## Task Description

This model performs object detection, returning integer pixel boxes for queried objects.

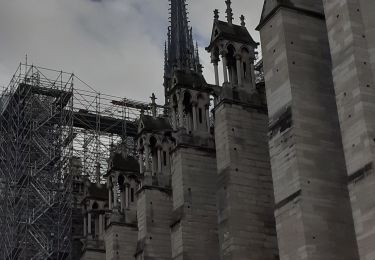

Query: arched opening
[118,175,125,191]
[172,94,179,129]
[149,136,158,176]
[226,44,237,85]
[183,91,193,132]
[241,47,250,81]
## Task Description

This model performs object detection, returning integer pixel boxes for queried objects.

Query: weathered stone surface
[214,100,279,260]
[80,250,106,260]
[258,1,359,259]
[170,144,220,260]
[323,1,375,259]
[136,187,173,260]
[105,223,138,260]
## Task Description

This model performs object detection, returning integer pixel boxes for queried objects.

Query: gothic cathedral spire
[165,0,200,76]
[163,0,203,108]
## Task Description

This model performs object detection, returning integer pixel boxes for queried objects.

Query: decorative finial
[214,9,219,21]
[150,93,157,118]
[240,15,245,27]
[195,41,200,62]
[225,0,233,24]
[95,162,101,185]
[164,41,168,70]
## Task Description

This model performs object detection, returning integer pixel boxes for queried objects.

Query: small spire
[164,41,168,71]
[240,15,246,27]
[150,93,157,118]
[214,9,219,21]
[195,41,200,63]
[225,0,233,24]
[195,41,202,73]
[95,162,101,185]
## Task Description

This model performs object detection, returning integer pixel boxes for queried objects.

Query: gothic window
[199,108,203,123]
[131,188,135,202]
[92,202,98,210]
[163,151,167,166]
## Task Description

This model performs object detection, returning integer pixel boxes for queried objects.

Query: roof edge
[256,4,325,31]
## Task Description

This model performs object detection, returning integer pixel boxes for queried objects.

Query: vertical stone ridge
[323,0,375,258]
[258,0,360,258]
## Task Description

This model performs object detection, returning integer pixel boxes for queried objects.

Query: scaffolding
[0,64,74,259]
[0,63,155,259]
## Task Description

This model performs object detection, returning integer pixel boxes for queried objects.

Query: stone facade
[68,0,375,259]
[214,100,278,260]
[257,1,359,259]
[136,187,172,260]
[105,223,138,260]
[323,1,375,259]
[170,144,220,260]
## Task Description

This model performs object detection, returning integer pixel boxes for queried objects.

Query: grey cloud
[0,0,263,102]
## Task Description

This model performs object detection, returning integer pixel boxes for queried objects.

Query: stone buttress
[257,0,359,259]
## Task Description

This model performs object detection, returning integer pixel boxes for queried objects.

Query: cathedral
[1,0,375,259]
[76,0,375,259]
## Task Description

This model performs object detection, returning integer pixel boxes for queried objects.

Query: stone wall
[136,187,172,259]
[170,145,220,260]
[80,249,105,260]
[105,223,138,260]
[323,0,375,259]
[214,100,278,260]
[259,2,359,259]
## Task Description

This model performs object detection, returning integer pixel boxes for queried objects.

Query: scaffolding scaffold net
[0,63,153,259]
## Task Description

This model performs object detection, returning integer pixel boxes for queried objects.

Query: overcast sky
[0,0,263,102]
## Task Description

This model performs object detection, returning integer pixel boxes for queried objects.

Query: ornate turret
[163,0,204,110]
[206,0,259,101]
[163,0,213,136]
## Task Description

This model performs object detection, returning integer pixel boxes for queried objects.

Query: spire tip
[225,0,233,24]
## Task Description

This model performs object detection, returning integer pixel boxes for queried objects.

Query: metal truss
[0,64,74,259]
[0,63,156,259]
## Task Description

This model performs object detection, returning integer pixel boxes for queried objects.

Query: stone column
[139,152,144,174]
[206,107,210,133]
[113,186,118,211]
[171,108,177,130]
[120,187,125,213]
[192,104,197,130]
[95,215,99,238]
[144,145,151,174]
[213,62,220,86]
[83,214,87,237]
[108,188,112,210]
[125,184,130,208]
[221,51,228,83]
[88,212,92,238]
[236,54,242,87]
[99,214,103,238]
[250,62,256,89]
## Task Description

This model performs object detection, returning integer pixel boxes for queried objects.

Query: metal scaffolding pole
[0,63,158,259]
[0,64,74,260]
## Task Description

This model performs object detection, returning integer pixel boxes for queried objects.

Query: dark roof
[257,0,324,30]
[139,115,172,133]
[111,154,139,173]
[86,183,107,200]
[214,20,258,46]
[173,69,207,90]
